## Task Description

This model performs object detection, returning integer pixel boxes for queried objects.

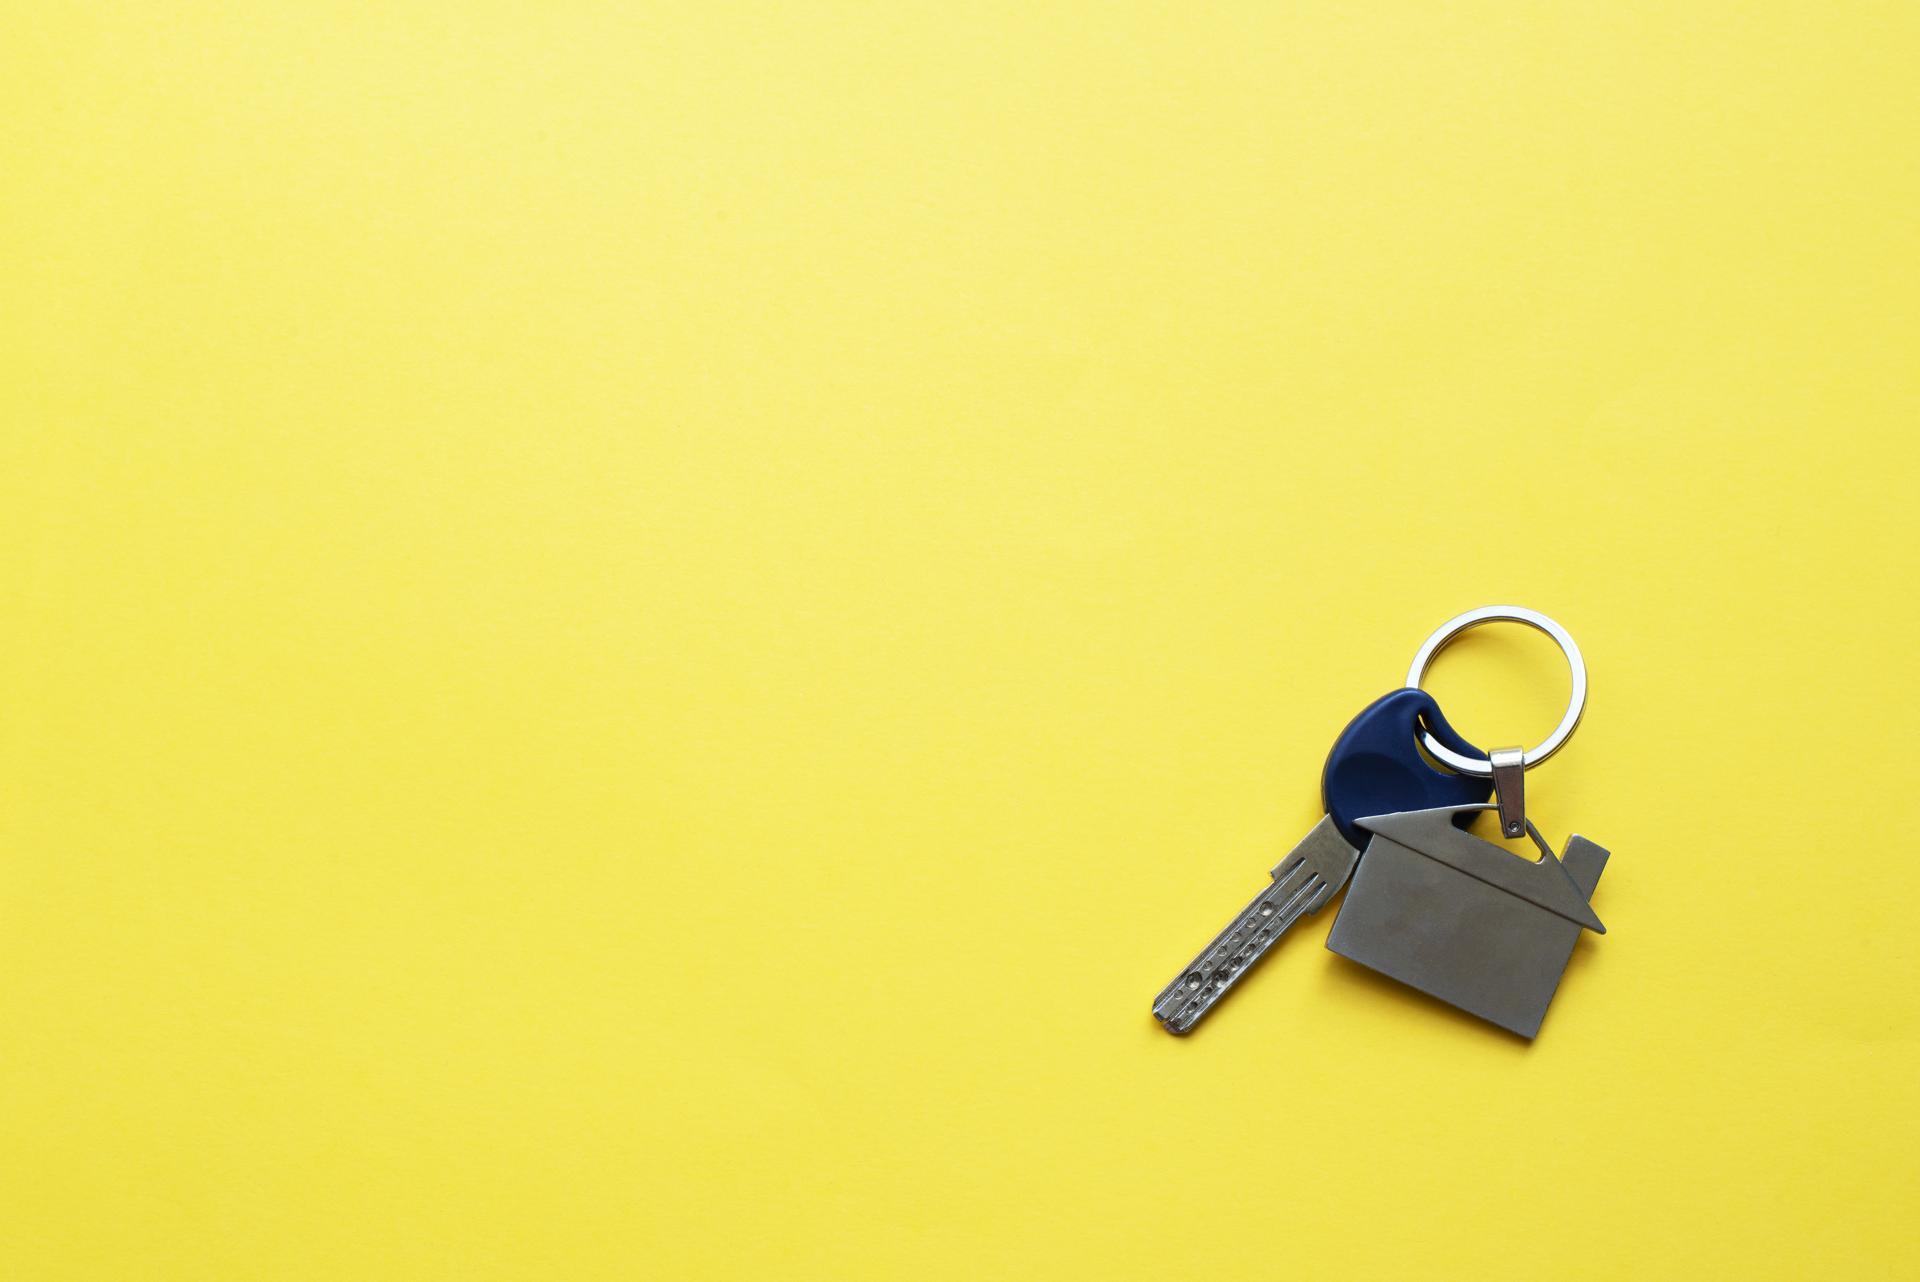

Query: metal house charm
[1326,804,1608,1039]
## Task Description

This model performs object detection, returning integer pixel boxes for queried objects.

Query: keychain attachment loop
[1404,606,1586,778]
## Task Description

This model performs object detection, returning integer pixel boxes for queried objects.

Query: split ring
[1404,606,1586,777]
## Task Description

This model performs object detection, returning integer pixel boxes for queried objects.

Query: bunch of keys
[1151,606,1609,1040]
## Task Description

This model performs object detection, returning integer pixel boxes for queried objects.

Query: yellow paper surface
[3,4,1917,1278]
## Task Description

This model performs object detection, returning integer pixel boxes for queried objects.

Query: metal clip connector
[1490,745,1526,839]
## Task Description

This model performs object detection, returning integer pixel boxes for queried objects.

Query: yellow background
[3,3,1917,1279]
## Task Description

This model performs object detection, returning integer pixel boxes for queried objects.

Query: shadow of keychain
[1152,605,1610,1040]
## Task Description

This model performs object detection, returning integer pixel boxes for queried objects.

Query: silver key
[1151,817,1359,1034]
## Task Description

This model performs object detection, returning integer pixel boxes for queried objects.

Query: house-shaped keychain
[1325,804,1608,1039]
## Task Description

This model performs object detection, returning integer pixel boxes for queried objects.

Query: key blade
[1151,871,1323,1033]
[1152,817,1359,1034]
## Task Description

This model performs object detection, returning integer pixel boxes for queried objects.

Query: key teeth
[1151,866,1335,1034]
[1153,822,1363,1035]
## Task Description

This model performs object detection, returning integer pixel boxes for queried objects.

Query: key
[1151,687,1489,1035]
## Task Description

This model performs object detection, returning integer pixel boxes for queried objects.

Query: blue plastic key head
[1320,689,1490,847]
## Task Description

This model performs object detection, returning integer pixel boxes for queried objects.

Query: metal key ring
[1404,606,1586,777]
